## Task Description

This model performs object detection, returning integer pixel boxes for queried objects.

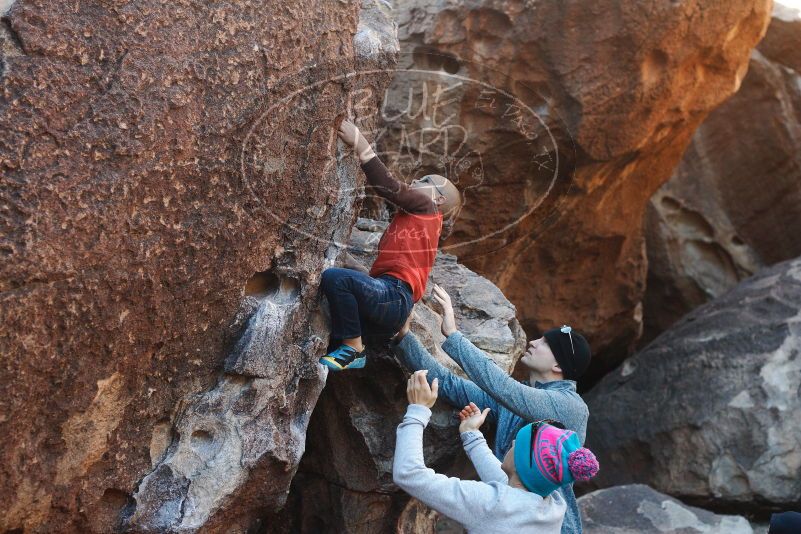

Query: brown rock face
[378,0,772,377]
[0,1,396,531]
[643,2,801,343]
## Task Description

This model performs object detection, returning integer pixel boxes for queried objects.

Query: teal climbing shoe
[320,344,366,371]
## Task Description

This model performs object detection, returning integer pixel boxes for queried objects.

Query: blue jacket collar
[527,379,577,391]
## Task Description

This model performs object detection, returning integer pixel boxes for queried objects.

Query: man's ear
[434,194,446,206]
[552,363,563,374]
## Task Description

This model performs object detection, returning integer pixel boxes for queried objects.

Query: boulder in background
[586,257,801,512]
[643,1,801,343]
[579,484,754,534]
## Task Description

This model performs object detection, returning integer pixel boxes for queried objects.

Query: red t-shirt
[369,212,443,301]
[361,157,443,302]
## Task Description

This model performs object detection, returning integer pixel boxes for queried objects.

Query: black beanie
[543,326,591,381]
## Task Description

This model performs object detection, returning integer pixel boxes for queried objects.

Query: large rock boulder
[0,1,396,531]
[585,257,801,512]
[374,0,772,375]
[643,1,801,343]
[275,218,527,533]
[579,485,754,534]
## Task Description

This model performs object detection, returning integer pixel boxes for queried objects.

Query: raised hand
[407,369,439,408]
[337,119,360,148]
[458,402,491,433]
[337,119,375,163]
[431,284,457,337]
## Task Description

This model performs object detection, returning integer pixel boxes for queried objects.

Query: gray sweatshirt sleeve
[393,333,499,425]
[393,404,507,528]
[460,430,508,484]
[441,331,579,432]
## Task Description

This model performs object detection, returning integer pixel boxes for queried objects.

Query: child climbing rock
[393,370,599,533]
[320,119,462,371]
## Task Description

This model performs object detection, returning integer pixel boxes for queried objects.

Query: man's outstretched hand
[430,284,458,337]
[337,119,375,163]
[407,370,438,408]
[458,402,491,433]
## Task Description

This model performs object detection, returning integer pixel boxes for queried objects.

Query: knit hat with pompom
[513,421,599,497]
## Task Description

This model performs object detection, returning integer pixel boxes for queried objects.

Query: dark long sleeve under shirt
[361,156,437,215]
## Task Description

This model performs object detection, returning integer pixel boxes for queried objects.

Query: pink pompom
[568,448,599,481]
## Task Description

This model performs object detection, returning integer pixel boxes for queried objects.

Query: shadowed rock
[579,485,754,534]
[586,257,801,512]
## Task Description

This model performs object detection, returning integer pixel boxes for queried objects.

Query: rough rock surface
[375,0,772,375]
[397,498,465,534]
[643,2,801,343]
[0,1,396,532]
[579,485,754,534]
[272,217,527,533]
[585,257,801,512]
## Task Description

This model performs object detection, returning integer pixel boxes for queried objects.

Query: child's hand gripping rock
[337,119,375,163]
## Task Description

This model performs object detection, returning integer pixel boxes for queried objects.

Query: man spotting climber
[393,369,599,533]
[392,285,592,534]
[319,120,462,371]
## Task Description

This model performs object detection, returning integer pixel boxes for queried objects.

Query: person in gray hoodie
[393,370,599,533]
[392,284,592,534]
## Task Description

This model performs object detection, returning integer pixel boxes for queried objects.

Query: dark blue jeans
[320,268,414,345]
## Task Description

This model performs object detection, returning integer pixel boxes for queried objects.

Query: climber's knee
[321,267,339,290]
[321,267,353,291]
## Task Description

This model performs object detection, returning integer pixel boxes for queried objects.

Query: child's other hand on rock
[458,402,490,433]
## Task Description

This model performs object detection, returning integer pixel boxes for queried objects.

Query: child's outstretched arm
[337,120,435,215]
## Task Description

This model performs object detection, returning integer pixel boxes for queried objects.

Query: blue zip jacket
[394,330,589,534]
